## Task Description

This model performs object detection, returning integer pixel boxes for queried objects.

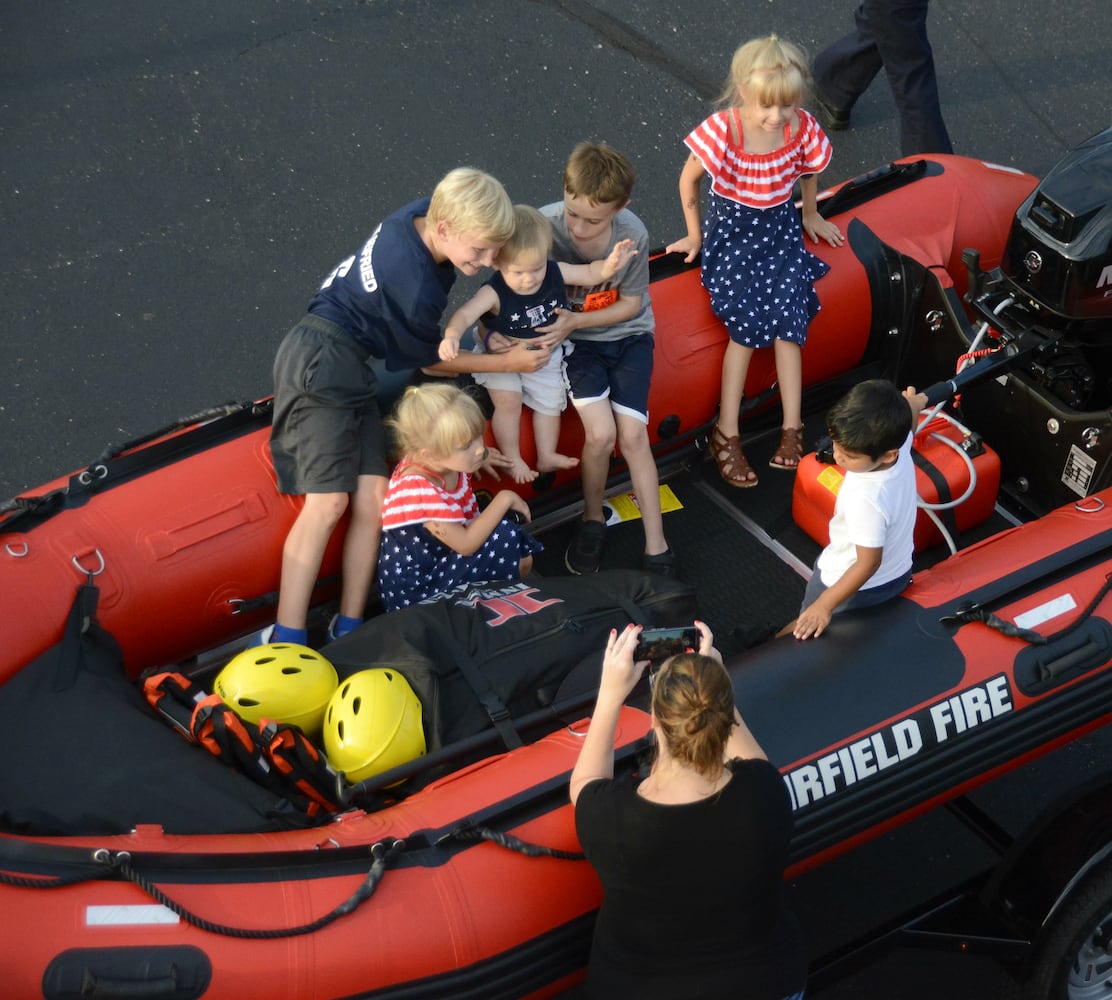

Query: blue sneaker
[251,623,308,647]
[326,614,363,642]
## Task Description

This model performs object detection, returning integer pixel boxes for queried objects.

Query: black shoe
[566,519,606,575]
[811,86,850,131]
[642,548,677,578]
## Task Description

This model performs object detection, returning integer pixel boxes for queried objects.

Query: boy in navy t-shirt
[263,168,552,647]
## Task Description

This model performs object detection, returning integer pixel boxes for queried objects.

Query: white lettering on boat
[783,674,1014,811]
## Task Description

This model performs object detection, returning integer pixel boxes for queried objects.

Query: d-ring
[77,464,109,486]
[72,549,106,577]
[1075,497,1106,513]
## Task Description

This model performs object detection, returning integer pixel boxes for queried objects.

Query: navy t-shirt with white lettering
[307,197,452,370]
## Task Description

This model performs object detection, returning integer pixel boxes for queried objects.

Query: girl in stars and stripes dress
[377,384,543,613]
[668,35,846,489]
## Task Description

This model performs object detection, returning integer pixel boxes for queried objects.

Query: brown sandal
[711,424,758,488]
[769,426,804,471]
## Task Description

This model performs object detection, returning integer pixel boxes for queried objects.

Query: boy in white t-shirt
[791,379,927,640]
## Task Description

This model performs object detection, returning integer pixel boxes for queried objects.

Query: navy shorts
[564,334,654,423]
[270,315,388,495]
[800,561,912,615]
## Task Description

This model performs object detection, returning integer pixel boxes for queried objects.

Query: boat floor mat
[532,470,807,657]
[530,403,1017,659]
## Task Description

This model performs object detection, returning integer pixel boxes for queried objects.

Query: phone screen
[634,626,699,663]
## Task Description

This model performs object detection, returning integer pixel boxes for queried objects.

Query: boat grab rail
[0,840,407,939]
[0,400,272,537]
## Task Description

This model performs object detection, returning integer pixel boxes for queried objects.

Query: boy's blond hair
[562,142,636,208]
[500,205,554,263]
[427,168,515,243]
[718,34,810,110]
[388,384,486,460]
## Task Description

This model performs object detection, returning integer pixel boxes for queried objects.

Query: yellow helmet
[214,643,338,737]
[322,669,426,784]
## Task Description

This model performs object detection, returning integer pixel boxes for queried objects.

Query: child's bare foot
[536,453,580,473]
[508,457,538,484]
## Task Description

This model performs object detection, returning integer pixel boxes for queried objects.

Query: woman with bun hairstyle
[570,621,807,999]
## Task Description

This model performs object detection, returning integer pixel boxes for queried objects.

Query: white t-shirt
[817,433,916,590]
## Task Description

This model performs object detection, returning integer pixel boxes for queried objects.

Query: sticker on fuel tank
[783,674,1014,810]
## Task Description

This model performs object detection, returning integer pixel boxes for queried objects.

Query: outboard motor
[954,127,1112,514]
[1000,127,1112,335]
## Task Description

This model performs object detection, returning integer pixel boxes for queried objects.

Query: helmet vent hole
[239,698,260,708]
[256,656,277,665]
[384,671,394,682]
[336,721,345,740]
[351,696,362,714]
[281,666,301,675]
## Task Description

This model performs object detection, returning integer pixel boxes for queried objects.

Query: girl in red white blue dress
[377,384,542,612]
[668,35,845,489]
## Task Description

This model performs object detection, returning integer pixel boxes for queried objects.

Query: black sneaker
[811,87,850,131]
[566,519,606,575]
[642,548,677,578]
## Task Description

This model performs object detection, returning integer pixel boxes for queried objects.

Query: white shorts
[473,343,570,416]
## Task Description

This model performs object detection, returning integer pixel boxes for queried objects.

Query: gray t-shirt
[540,202,655,343]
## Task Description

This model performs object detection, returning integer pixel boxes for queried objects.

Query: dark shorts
[800,560,912,615]
[564,334,654,422]
[270,314,388,495]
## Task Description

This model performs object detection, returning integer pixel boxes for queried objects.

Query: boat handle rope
[943,572,1112,646]
[451,824,585,861]
[2,841,405,939]
[104,841,404,938]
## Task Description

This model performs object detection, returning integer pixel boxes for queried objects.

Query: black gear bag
[323,569,697,762]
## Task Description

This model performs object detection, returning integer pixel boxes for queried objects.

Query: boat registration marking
[86,904,180,926]
[1015,593,1078,630]
[1062,445,1097,498]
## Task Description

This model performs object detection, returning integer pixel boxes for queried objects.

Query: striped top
[684,108,832,209]
[380,462,478,531]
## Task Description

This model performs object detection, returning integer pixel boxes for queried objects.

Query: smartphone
[634,626,699,663]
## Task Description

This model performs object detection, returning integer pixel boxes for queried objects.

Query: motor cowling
[1000,126,1112,332]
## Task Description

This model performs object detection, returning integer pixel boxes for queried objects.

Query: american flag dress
[684,108,833,348]
[377,461,542,612]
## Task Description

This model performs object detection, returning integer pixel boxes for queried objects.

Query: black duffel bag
[323,569,697,754]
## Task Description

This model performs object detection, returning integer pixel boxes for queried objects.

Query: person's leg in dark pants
[812,0,952,156]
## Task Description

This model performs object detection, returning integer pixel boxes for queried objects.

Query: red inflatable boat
[5,137,1112,999]
[0,153,1035,678]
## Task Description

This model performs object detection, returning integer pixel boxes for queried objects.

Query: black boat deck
[529,410,1018,659]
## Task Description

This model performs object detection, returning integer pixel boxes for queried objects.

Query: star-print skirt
[701,193,830,349]
[378,518,543,613]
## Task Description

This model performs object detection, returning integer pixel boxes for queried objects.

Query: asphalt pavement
[3,2,1111,995]
[3,0,1109,500]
